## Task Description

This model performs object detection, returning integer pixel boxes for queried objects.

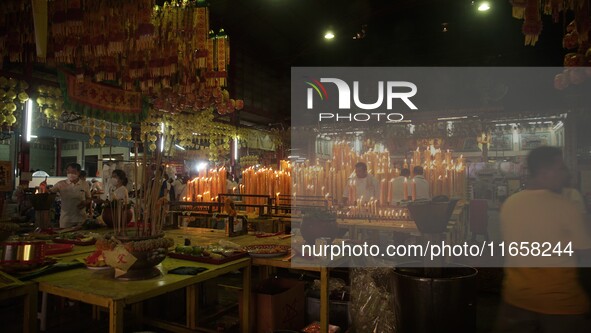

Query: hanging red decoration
[522,0,543,46]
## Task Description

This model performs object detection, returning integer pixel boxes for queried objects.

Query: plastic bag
[349,268,396,332]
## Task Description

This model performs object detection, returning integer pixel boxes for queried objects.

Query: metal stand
[35,210,51,229]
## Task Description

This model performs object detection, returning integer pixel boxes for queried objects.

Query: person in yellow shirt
[497,146,591,332]
[562,171,587,215]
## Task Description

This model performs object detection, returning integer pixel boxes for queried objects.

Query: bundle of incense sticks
[131,134,175,237]
[111,198,128,236]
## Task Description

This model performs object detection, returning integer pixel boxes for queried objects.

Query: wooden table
[33,256,251,333]
[167,228,334,333]
[0,272,37,333]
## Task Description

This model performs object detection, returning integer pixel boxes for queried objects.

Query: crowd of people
[343,161,431,204]
[10,163,197,228]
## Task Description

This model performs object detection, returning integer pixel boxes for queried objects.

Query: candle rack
[218,193,273,216]
[173,193,275,217]
[335,206,411,221]
[271,195,333,217]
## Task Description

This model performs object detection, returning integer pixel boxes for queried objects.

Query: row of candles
[292,142,467,203]
[185,167,227,202]
[180,141,466,217]
[336,206,411,220]
[241,165,292,211]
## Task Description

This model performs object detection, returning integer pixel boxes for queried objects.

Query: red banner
[65,72,142,115]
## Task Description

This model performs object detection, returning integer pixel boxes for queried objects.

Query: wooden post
[320,267,330,333]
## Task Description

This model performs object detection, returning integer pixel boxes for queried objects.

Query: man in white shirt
[342,162,379,204]
[412,166,430,200]
[49,163,91,228]
[392,168,411,203]
[171,174,186,201]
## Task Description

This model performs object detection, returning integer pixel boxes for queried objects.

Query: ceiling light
[477,2,491,11]
[324,31,335,40]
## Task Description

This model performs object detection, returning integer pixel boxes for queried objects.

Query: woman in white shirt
[101,169,131,227]
[109,169,129,204]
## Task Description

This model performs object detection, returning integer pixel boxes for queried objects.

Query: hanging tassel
[522,0,542,46]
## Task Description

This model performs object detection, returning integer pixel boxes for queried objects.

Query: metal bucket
[392,262,478,333]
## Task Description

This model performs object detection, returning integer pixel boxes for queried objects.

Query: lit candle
[387,178,394,204]
[403,177,408,200]
[380,179,387,205]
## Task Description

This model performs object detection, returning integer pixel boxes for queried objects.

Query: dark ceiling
[210,0,565,67]
[207,0,569,124]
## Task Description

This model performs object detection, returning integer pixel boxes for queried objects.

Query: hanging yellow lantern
[0,114,6,124]
[44,108,54,118]
[18,92,29,102]
[6,90,16,100]
[99,139,106,146]
[36,97,45,106]
[6,102,17,113]
[54,109,64,120]
[6,114,17,125]
[149,143,157,151]
[89,136,96,145]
